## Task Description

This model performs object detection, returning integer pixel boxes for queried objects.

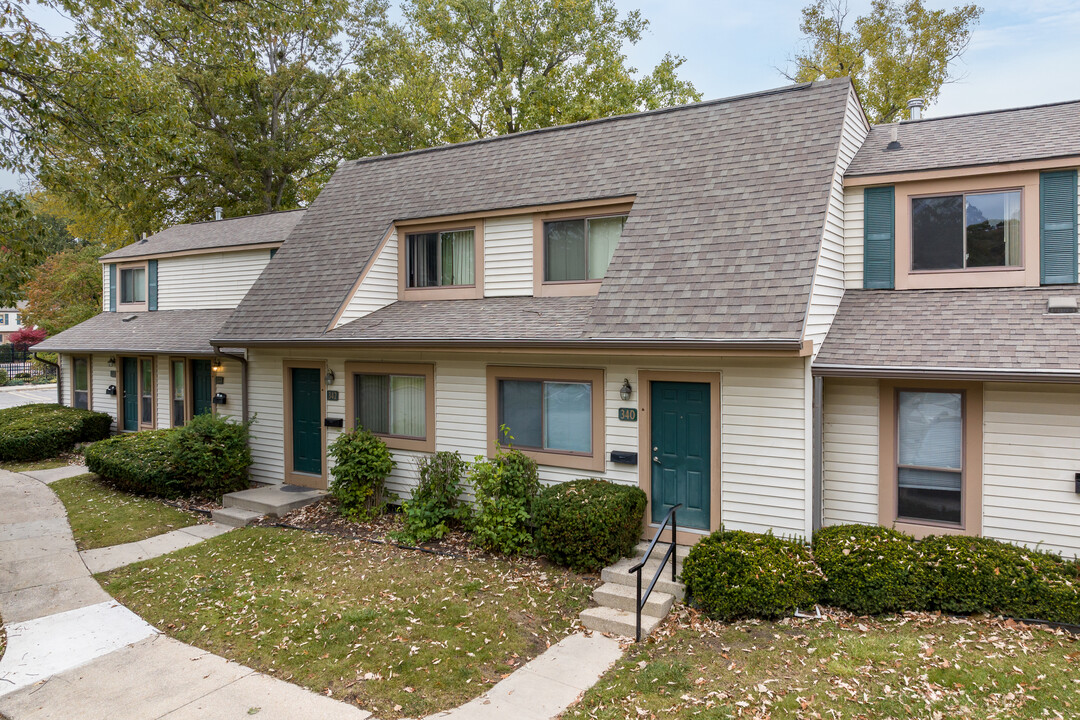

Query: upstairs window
[120,266,147,304]
[406,229,475,287]
[0,314,7,325]
[544,214,627,282]
[912,190,1022,271]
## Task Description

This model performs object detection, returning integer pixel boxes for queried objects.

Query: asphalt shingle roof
[217,78,854,345]
[101,210,305,261]
[35,310,235,355]
[846,100,1080,177]
[814,288,1080,376]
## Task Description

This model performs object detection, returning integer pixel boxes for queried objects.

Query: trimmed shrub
[396,451,471,544]
[328,427,396,520]
[0,403,112,461]
[0,368,8,385]
[683,529,825,621]
[813,524,929,615]
[469,447,540,555]
[84,415,252,499]
[534,479,647,572]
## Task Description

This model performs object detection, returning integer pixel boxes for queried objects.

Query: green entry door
[651,381,711,530]
[191,359,213,417]
[291,367,322,476]
[121,357,138,431]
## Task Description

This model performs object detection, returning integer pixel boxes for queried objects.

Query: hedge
[683,529,825,621]
[534,479,647,572]
[813,524,929,615]
[85,414,252,499]
[0,403,112,461]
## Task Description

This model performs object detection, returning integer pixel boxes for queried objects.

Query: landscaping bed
[568,606,1080,720]
[100,527,597,719]
[51,473,206,550]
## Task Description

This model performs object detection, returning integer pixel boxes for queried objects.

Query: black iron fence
[0,344,57,385]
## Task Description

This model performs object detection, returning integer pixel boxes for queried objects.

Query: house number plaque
[618,407,637,422]
[326,390,339,401]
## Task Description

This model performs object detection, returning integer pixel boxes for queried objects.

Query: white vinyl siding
[843,187,865,288]
[821,378,879,526]
[247,351,288,485]
[101,265,110,311]
[334,231,399,328]
[983,383,1080,558]
[483,216,533,297]
[156,249,272,310]
[91,354,116,431]
[213,358,244,423]
[58,353,72,407]
[804,88,870,353]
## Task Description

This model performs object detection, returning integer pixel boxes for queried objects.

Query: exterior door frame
[637,370,722,545]
[118,355,155,431]
[283,359,327,489]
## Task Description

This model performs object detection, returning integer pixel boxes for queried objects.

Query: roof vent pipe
[886,124,901,151]
[214,206,223,221]
[907,98,924,121]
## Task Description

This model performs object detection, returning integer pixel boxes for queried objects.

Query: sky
[3,0,1080,192]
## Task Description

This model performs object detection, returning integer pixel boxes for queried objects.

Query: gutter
[813,363,1080,384]
[214,349,249,423]
[33,353,61,404]
[208,337,811,353]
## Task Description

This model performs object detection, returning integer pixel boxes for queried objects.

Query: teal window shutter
[863,186,895,289]
[108,264,117,312]
[1040,170,1078,285]
[147,260,159,311]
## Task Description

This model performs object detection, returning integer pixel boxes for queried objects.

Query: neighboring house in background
[37,78,1080,558]
[0,302,27,344]
[36,210,304,429]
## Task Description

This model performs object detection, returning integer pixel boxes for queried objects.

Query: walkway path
[0,468,625,719]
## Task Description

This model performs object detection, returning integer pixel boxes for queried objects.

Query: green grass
[569,607,1080,720]
[0,457,69,473]
[100,527,595,719]
[52,473,202,550]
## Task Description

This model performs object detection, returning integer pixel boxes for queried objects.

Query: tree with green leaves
[19,245,102,335]
[0,191,78,305]
[403,0,701,138]
[788,0,982,124]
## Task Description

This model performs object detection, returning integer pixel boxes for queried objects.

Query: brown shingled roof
[101,209,305,261]
[35,310,235,355]
[846,100,1080,177]
[814,288,1080,378]
[216,78,854,345]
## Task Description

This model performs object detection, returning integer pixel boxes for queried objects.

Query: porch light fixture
[211,358,225,373]
[619,378,633,402]
[107,356,115,366]
[325,368,336,386]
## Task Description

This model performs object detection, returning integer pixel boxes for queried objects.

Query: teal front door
[191,359,213,417]
[291,367,322,476]
[651,381,711,530]
[121,357,138,431]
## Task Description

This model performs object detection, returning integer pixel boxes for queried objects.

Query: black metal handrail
[628,503,681,642]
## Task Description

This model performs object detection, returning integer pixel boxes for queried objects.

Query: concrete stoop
[580,542,687,639]
[211,506,265,528]
[217,483,328,527]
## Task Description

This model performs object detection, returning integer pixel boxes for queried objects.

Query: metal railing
[628,503,681,642]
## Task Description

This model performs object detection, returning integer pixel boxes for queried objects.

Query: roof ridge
[175,207,306,230]
[348,78,849,168]
[873,97,1080,129]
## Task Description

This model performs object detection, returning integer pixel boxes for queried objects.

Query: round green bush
[469,447,539,555]
[534,479,647,572]
[85,430,176,496]
[0,403,112,461]
[328,427,396,520]
[683,529,825,621]
[813,524,929,615]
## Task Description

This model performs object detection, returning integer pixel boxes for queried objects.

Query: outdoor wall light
[211,357,225,373]
[325,368,336,386]
[619,378,633,402]
[107,357,115,366]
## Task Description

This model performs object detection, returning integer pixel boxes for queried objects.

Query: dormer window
[406,229,475,288]
[912,190,1022,271]
[544,214,627,282]
[118,262,149,310]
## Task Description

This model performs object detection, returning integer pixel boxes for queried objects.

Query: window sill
[891,518,974,539]
[117,302,148,313]
[373,434,435,453]
[495,444,605,472]
[535,280,602,297]
[400,286,482,301]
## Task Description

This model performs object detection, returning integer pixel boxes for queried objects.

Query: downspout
[34,352,61,405]
[812,375,824,533]
[216,350,248,422]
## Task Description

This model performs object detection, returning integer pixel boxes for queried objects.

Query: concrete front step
[580,606,663,638]
[592,582,674,617]
[211,507,264,528]
[222,484,327,516]
[633,540,691,561]
[600,557,685,601]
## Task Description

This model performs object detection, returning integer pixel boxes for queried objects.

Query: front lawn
[100,527,596,718]
[52,473,203,550]
[0,457,70,473]
[568,606,1080,720]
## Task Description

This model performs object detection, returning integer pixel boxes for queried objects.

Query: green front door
[291,367,322,476]
[191,359,213,417]
[651,381,711,530]
[121,357,138,431]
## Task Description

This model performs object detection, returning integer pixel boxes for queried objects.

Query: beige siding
[334,231,399,328]
[805,88,870,352]
[213,358,244,423]
[843,188,864,289]
[90,354,117,431]
[983,383,1080,558]
[821,378,879,526]
[247,351,287,485]
[156,249,272,310]
[483,216,533,297]
[153,355,170,429]
[101,265,110,311]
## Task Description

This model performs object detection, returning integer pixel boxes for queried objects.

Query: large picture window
[896,390,963,525]
[911,190,1022,271]
[544,214,627,282]
[406,229,475,287]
